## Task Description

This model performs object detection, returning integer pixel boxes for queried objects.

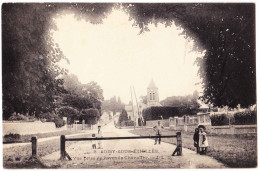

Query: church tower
[147,79,161,107]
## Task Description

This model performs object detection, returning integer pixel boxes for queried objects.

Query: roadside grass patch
[3,133,90,168]
[129,128,257,168]
[3,129,88,143]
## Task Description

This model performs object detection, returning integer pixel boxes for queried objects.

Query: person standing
[91,134,97,149]
[193,128,199,153]
[198,127,208,154]
[97,126,103,149]
[153,121,164,145]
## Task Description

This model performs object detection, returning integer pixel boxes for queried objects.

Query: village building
[125,79,161,123]
[146,79,162,107]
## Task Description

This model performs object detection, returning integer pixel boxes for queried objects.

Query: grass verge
[129,128,257,168]
[3,129,90,143]
[3,133,90,168]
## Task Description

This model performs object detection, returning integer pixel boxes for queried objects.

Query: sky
[52,9,204,103]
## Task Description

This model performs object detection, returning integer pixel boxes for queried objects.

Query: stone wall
[210,125,257,135]
[3,121,67,135]
[170,124,257,135]
[146,119,169,128]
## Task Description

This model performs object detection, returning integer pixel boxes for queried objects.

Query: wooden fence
[29,132,182,160]
[60,132,182,160]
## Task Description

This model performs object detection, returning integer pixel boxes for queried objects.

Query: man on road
[153,121,164,145]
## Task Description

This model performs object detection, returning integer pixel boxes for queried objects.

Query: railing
[29,132,182,161]
[60,132,182,160]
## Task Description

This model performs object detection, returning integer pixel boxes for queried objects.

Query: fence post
[31,136,37,157]
[176,132,182,155]
[172,132,182,156]
[60,135,66,160]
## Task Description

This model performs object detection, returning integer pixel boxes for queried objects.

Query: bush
[39,112,54,122]
[3,133,21,143]
[233,110,256,125]
[53,116,66,128]
[121,120,134,127]
[57,106,78,117]
[118,109,128,124]
[39,112,65,128]
[8,113,29,121]
[210,110,257,126]
[81,108,100,125]
[143,106,183,121]
[210,114,231,126]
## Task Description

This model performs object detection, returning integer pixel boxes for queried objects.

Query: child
[198,128,208,154]
[97,126,103,149]
[193,128,199,153]
[91,134,97,149]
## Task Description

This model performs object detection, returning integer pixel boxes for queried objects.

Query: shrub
[8,114,29,121]
[39,112,65,128]
[233,110,256,125]
[39,112,54,122]
[53,115,66,128]
[143,106,183,121]
[57,106,78,117]
[28,115,37,121]
[3,133,21,142]
[81,108,100,125]
[118,109,128,125]
[121,120,134,127]
[210,114,231,126]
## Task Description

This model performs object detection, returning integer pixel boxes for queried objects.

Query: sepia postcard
[2,2,257,169]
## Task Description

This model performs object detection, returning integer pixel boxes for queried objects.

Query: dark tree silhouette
[122,3,255,108]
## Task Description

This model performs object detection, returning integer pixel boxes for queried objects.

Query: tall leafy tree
[102,96,124,115]
[2,3,113,119]
[160,91,200,115]
[122,3,255,108]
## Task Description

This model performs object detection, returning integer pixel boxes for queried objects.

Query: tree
[2,3,113,119]
[118,109,129,125]
[193,90,199,100]
[56,106,78,124]
[81,108,100,125]
[2,4,66,119]
[160,93,200,115]
[61,74,104,112]
[101,96,125,115]
[122,3,255,108]
[84,81,104,111]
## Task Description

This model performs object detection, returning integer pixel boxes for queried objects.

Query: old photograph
[2,2,256,169]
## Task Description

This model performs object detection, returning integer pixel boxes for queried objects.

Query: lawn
[3,128,90,143]
[3,133,91,168]
[129,128,257,168]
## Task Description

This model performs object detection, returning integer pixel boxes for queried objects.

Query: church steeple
[148,79,157,89]
[147,79,161,107]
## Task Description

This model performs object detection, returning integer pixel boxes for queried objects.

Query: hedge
[143,106,184,121]
[210,110,256,126]
[210,114,231,126]
[3,133,21,143]
[233,110,256,125]
[120,120,134,127]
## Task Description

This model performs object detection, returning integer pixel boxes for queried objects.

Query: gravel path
[42,123,226,168]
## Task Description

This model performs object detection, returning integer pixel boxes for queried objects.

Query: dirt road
[42,122,226,168]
